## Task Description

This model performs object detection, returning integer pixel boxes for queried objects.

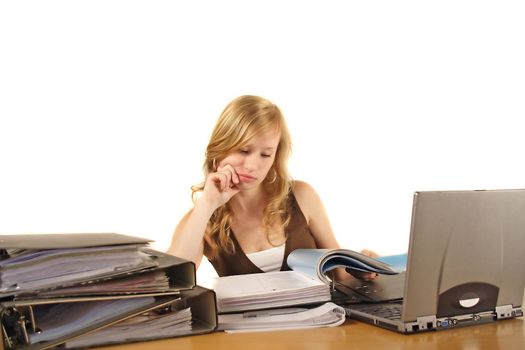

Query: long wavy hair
[192,95,293,256]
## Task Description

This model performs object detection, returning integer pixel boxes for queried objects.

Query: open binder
[0,286,217,350]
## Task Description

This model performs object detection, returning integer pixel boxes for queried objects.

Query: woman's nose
[242,154,259,170]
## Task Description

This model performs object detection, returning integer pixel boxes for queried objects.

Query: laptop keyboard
[348,302,403,320]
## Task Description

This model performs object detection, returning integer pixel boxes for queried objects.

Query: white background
[1,1,524,282]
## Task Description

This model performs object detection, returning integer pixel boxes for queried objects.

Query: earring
[266,168,277,183]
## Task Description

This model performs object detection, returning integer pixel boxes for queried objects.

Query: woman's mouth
[238,173,257,183]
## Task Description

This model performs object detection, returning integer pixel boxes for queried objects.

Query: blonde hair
[193,95,292,256]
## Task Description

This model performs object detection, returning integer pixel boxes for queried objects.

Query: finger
[227,185,241,196]
[215,168,232,187]
[214,164,235,189]
[363,273,379,281]
[345,268,378,281]
[217,164,239,184]
[360,249,379,258]
[210,172,230,192]
[357,273,372,282]
[360,249,371,257]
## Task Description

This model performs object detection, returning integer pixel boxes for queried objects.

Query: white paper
[218,302,346,332]
[64,307,192,348]
[0,244,158,294]
[213,271,331,313]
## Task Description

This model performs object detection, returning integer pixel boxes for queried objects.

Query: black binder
[0,233,217,349]
[0,286,217,350]
[0,233,196,299]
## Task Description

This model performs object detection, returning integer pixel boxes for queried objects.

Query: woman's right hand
[198,164,241,211]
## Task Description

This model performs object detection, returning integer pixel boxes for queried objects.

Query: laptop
[341,189,525,333]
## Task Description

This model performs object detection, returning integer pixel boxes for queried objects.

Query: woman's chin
[236,181,262,191]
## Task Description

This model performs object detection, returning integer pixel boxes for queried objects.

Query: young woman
[168,95,375,279]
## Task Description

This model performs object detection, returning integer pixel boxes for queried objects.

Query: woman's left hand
[348,249,380,281]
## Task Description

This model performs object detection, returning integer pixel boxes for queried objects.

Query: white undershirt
[245,244,285,272]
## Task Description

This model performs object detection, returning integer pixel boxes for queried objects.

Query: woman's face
[218,129,280,190]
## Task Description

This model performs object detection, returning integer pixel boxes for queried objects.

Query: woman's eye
[261,154,272,158]
[239,149,249,154]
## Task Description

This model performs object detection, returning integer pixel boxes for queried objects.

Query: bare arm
[167,164,240,267]
[292,180,340,249]
[168,201,213,267]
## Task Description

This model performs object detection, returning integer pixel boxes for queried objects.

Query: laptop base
[343,302,523,334]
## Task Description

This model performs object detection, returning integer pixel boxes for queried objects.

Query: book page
[287,249,408,285]
[286,249,328,281]
[214,271,323,299]
[213,271,331,313]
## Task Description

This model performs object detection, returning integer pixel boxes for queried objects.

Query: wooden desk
[96,316,524,350]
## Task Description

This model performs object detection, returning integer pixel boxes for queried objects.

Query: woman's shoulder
[291,180,317,198]
[290,180,321,222]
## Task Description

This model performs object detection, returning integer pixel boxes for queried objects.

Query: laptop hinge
[495,305,520,320]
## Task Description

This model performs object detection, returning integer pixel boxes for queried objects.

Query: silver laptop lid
[402,189,525,322]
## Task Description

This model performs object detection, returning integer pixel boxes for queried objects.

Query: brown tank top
[205,192,318,276]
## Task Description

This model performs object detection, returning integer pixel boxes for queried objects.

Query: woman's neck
[230,186,267,215]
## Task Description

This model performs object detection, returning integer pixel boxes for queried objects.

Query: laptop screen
[402,189,525,322]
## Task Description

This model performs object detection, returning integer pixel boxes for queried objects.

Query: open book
[213,249,407,313]
[287,249,407,285]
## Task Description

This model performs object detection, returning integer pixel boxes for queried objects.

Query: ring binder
[1,322,12,349]
[0,234,196,299]
[0,233,218,349]
[1,284,217,350]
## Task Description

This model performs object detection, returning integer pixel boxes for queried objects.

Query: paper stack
[214,271,331,313]
[213,270,347,332]
[218,302,346,333]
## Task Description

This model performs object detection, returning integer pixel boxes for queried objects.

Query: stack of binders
[0,233,217,349]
